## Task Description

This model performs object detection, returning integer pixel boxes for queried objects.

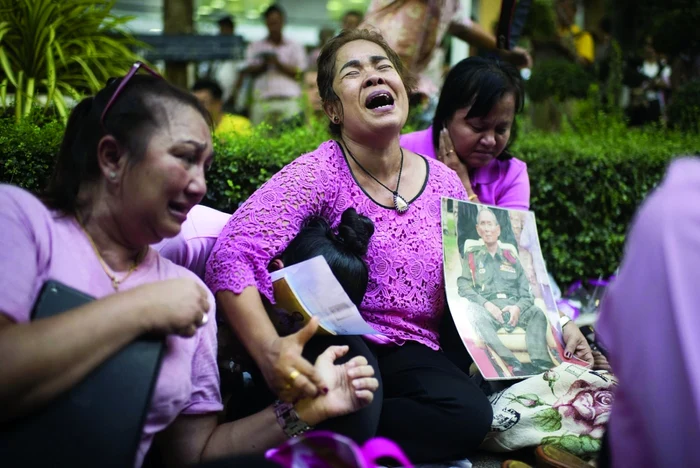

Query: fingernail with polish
[323,387,329,394]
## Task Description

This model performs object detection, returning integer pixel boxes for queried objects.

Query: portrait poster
[442,197,580,380]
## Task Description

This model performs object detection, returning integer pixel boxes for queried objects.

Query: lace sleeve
[205,142,339,302]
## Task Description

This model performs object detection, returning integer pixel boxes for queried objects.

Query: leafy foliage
[667,80,700,133]
[2,115,699,286]
[527,59,595,103]
[0,0,144,121]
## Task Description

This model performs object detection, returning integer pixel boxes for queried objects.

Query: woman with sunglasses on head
[0,65,377,467]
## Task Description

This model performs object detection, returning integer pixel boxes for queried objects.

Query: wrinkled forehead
[155,101,211,144]
[477,210,498,224]
[334,40,390,74]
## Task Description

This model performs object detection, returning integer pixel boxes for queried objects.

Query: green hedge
[1,115,699,285]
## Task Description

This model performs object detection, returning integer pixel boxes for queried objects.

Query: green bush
[0,114,63,192]
[667,80,700,133]
[516,126,698,284]
[2,115,699,286]
[527,59,595,103]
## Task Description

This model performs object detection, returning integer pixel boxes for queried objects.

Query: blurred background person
[302,69,324,120]
[555,0,595,67]
[200,16,246,113]
[625,36,671,126]
[307,27,336,70]
[360,0,531,99]
[234,5,306,126]
[342,10,364,31]
[192,79,251,136]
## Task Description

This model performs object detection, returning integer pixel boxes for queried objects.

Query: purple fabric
[0,185,223,468]
[153,204,231,280]
[265,430,414,468]
[206,140,467,350]
[400,126,531,209]
[596,157,700,467]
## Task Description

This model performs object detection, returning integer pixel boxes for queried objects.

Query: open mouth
[168,201,190,220]
[365,91,395,110]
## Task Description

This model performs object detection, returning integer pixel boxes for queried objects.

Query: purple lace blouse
[206,140,467,350]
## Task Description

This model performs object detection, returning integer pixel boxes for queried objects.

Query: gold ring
[447,150,455,154]
[288,369,300,381]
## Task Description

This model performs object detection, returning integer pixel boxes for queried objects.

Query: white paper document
[270,256,379,335]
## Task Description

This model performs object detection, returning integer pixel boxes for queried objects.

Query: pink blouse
[400,126,531,210]
[206,140,467,350]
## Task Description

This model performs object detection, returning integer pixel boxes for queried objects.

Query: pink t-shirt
[246,37,306,100]
[0,185,223,468]
[154,205,231,280]
[596,157,700,467]
[206,140,467,351]
[401,126,531,210]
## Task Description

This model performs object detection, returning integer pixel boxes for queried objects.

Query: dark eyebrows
[370,55,389,64]
[177,140,208,151]
[339,59,361,73]
[338,55,391,73]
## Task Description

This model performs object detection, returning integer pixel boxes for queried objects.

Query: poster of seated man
[442,198,573,379]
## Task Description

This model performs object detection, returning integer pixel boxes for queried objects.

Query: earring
[333,116,340,124]
[108,171,117,180]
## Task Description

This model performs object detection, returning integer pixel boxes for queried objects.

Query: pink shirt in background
[206,140,467,351]
[246,37,306,100]
[154,205,231,280]
[596,157,700,467]
[400,126,531,210]
[0,185,223,468]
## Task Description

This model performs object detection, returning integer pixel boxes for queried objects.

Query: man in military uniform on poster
[457,208,551,375]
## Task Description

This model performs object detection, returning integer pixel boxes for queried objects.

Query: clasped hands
[259,317,378,424]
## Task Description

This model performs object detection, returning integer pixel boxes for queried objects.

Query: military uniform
[457,244,550,372]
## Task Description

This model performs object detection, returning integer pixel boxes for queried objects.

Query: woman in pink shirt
[207,29,495,463]
[401,57,530,210]
[0,68,376,467]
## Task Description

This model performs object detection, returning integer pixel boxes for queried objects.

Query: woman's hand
[134,278,210,337]
[591,351,612,372]
[562,322,595,366]
[503,46,533,69]
[438,128,478,202]
[296,345,378,426]
[263,317,327,402]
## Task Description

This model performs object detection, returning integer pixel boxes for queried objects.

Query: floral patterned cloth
[482,363,616,458]
[205,140,467,350]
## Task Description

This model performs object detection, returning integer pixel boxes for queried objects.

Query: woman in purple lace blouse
[206,29,494,462]
[401,57,530,209]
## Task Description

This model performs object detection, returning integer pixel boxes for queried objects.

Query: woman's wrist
[293,398,324,427]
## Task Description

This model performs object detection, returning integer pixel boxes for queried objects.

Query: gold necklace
[75,213,147,291]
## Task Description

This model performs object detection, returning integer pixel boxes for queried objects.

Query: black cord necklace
[342,140,409,213]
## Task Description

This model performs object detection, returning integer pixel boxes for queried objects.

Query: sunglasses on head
[101,61,163,129]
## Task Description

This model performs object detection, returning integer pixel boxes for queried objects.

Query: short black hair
[279,208,375,306]
[432,57,524,161]
[217,16,234,29]
[192,79,223,101]
[264,4,285,19]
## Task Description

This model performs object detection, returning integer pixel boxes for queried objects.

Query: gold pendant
[111,278,120,291]
[394,193,409,213]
